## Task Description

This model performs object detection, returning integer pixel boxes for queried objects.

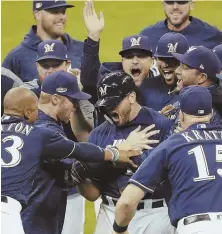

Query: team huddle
[1,0,222,234]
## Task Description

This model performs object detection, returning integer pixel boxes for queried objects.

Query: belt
[102,195,164,210]
[1,195,8,203]
[184,214,222,225]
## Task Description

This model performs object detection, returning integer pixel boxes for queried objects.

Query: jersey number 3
[189,145,222,182]
[1,135,24,168]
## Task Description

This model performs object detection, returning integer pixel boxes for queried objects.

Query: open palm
[83,0,105,35]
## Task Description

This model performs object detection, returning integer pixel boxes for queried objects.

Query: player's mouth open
[131,68,141,77]
[163,70,174,80]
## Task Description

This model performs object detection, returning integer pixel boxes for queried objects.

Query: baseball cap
[172,46,221,79]
[119,35,152,56]
[95,71,136,108]
[41,71,91,101]
[33,0,74,11]
[180,85,212,116]
[154,32,189,58]
[36,40,68,62]
[213,44,222,68]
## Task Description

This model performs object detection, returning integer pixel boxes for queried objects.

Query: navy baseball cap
[172,46,221,79]
[213,44,222,68]
[36,40,68,62]
[33,0,74,11]
[119,35,152,56]
[154,32,189,58]
[180,85,212,116]
[42,71,91,101]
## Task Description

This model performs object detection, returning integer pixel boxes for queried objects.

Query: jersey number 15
[189,145,222,182]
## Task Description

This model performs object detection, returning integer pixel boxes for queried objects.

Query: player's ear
[24,107,31,120]
[51,94,60,106]
[65,60,72,70]
[149,57,154,67]
[128,92,136,104]
[34,10,41,22]
[189,0,195,11]
[197,73,208,85]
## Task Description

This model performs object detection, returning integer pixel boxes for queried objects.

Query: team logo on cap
[99,85,108,96]
[168,43,178,53]
[44,43,55,53]
[200,64,204,70]
[56,87,67,93]
[36,2,42,9]
[198,110,204,114]
[130,37,141,47]
[187,46,197,53]
[55,0,60,2]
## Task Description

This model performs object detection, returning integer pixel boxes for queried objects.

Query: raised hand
[83,0,105,41]
[69,68,83,89]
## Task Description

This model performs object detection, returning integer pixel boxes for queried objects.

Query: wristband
[108,147,119,162]
[113,220,128,233]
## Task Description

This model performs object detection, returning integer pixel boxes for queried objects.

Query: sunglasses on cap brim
[164,1,190,5]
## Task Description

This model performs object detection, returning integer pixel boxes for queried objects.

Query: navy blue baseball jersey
[88,106,172,198]
[140,17,222,53]
[2,26,83,82]
[1,113,106,234]
[130,124,222,227]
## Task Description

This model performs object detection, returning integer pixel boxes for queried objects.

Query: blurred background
[2,1,222,233]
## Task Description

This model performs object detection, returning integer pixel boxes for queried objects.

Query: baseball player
[161,46,222,133]
[19,70,150,234]
[72,71,176,234]
[80,0,158,106]
[112,85,222,234]
[2,0,83,82]
[140,32,189,111]
[20,39,94,234]
[213,44,222,73]
[140,0,222,52]
[1,81,145,234]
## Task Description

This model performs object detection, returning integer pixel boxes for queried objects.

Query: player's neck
[129,103,141,122]
[3,111,24,119]
[38,104,58,122]
[36,27,61,41]
[167,19,191,32]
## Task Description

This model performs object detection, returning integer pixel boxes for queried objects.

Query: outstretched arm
[80,0,105,103]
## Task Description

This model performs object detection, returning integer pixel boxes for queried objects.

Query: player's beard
[165,11,190,29]
[41,18,65,39]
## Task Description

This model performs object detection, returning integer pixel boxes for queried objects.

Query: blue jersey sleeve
[2,51,20,78]
[41,129,105,162]
[129,141,168,194]
[80,37,101,104]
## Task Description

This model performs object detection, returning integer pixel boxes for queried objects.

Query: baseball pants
[177,212,222,234]
[94,197,102,218]
[1,196,25,234]
[61,193,85,234]
[94,196,176,234]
